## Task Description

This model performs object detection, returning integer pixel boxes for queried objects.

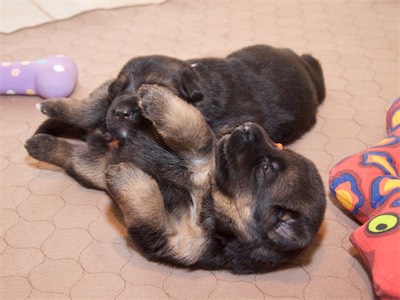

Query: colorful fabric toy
[329,98,400,299]
[0,55,78,98]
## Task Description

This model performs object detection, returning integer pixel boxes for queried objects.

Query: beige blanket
[1,0,398,298]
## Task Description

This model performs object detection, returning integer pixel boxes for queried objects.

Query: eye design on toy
[367,213,399,234]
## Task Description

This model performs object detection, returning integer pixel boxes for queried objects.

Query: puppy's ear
[180,70,204,103]
[108,75,128,100]
[268,208,312,251]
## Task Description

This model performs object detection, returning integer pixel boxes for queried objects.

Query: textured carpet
[0,0,166,33]
[0,0,399,299]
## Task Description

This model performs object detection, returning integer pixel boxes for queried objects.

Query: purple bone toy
[0,55,78,99]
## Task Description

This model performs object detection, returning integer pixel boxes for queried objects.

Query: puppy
[35,44,325,145]
[26,85,326,274]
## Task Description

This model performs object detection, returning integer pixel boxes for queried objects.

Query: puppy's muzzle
[236,122,264,144]
[112,99,141,124]
[237,122,283,149]
[237,122,260,143]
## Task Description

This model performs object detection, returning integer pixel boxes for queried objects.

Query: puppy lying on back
[26,85,326,274]
[35,44,325,145]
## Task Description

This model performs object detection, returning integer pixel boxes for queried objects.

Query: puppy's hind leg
[25,133,109,190]
[106,163,207,266]
[301,54,325,104]
[105,163,169,257]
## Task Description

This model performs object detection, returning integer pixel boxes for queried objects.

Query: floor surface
[0,0,399,299]
[0,0,165,33]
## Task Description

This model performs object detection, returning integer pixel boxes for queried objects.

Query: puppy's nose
[114,107,133,120]
[238,122,254,132]
[238,123,257,143]
[113,101,137,120]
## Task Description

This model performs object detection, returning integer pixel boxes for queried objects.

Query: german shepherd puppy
[35,44,325,145]
[26,85,326,274]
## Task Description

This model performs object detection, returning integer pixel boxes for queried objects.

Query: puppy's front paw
[36,99,66,118]
[137,84,168,122]
[105,163,132,197]
[105,163,128,179]
[105,163,152,200]
[87,130,113,150]
[106,164,147,205]
[25,133,58,162]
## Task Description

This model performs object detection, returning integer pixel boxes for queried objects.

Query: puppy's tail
[301,54,326,105]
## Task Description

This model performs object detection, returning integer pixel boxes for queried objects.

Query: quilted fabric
[1,0,399,298]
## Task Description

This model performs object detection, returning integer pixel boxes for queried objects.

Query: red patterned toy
[329,98,400,299]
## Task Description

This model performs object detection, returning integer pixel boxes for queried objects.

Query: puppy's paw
[36,98,66,118]
[137,84,169,122]
[105,163,154,200]
[25,133,58,162]
[105,163,128,178]
[87,130,113,150]
[105,163,133,197]
[138,84,172,104]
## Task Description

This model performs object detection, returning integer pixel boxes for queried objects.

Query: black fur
[26,84,326,274]
[26,45,326,273]
[35,45,325,145]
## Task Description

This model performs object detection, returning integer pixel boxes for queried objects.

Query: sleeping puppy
[26,85,326,274]
[35,44,325,145]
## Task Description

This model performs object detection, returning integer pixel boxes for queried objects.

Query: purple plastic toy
[0,55,78,99]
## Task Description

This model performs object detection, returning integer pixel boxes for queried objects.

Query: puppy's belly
[190,157,212,186]
[166,205,207,265]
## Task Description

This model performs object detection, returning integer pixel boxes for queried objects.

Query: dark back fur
[106,44,325,144]
[26,45,327,274]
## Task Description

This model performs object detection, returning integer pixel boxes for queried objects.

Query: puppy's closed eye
[260,158,281,174]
